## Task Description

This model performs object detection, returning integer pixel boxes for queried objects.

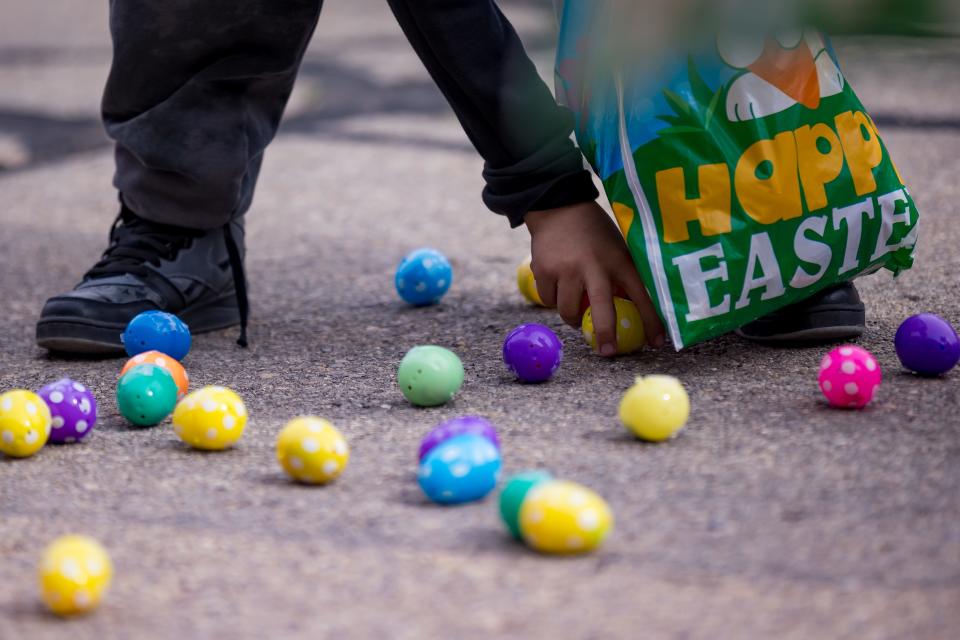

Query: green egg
[397,345,464,407]
[499,470,553,540]
[116,363,179,426]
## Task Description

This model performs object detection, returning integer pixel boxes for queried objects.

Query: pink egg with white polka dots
[818,345,881,409]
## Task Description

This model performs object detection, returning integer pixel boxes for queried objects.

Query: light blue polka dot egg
[395,248,453,306]
[417,433,501,505]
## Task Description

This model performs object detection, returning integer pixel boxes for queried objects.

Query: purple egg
[502,323,563,383]
[419,415,499,461]
[894,313,960,376]
[37,378,97,443]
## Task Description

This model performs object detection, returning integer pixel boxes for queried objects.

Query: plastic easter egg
[397,345,464,406]
[0,389,52,458]
[818,345,881,409]
[894,313,960,376]
[116,363,179,426]
[122,310,191,360]
[417,434,501,505]
[395,248,453,306]
[172,386,247,450]
[499,470,553,540]
[419,415,498,461]
[502,323,563,383]
[582,297,646,355]
[519,480,613,554]
[38,535,113,616]
[120,350,189,398]
[619,375,690,441]
[277,417,350,484]
[38,378,97,444]
[516,257,545,306]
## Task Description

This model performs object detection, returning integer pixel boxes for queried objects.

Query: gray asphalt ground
[1,2,959,638]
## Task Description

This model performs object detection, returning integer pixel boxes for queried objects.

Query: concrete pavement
[1,1,959,638]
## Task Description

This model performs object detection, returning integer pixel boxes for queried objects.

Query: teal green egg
[499,470,553,540]
[397,346,464,407]
[116,363,179,426]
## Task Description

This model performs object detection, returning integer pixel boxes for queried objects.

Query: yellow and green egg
[499,472,613,554]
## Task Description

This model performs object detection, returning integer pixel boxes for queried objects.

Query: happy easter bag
[555,1,918,348]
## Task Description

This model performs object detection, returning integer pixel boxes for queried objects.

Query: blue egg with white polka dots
[122,311,191,360]
[395,248,453,306]
[417,434,501,505]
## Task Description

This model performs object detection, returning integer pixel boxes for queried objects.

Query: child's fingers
[617,268,666,348]
[584,274,617,357]
[532,270,558,308]
[556,278,585,328]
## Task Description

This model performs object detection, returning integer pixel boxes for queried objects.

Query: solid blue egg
[122,311,191,360]
[395,248,453,306]
[417,434,501,505]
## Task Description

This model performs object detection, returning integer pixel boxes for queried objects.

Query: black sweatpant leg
[102,0,324,229]
[385,0,598,226]
[103,0,596,230]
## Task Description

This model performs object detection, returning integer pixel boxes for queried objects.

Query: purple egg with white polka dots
[37,378,97,443]
[418,415,499,461]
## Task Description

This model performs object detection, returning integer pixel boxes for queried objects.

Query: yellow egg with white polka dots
[581,297,645,355]
[38,535,113,616]
[519,480,613,554]
[172,386,247,450]
[276,416,350,484]
[516,257,545,307]
[0,389,52,458]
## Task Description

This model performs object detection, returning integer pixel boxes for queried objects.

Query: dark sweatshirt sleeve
[386,0,599,227]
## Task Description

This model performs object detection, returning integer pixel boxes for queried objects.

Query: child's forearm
[387,0,598,226]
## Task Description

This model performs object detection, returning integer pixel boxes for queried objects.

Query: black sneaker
[36,205,249,354]
[736,282,865,344]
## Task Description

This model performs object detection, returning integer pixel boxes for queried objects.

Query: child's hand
[525,202,665,355]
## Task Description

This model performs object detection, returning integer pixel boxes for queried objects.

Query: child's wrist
[525,201,601,234]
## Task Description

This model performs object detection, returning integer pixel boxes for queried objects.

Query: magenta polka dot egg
[817,345,881,409]
[37,378,97,443]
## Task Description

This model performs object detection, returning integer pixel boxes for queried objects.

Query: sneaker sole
[735,324,865,343]
[735,307,865,344]
[36,294,241,355]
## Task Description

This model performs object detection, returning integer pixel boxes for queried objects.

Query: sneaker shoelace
[222,223,249,347]
[85,208,204,280]
[86,206,250,347]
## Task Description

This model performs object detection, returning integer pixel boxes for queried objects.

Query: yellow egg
[0,389,52,458]
[581,297,646,354]
[38,535,113,616]
[276,417,350,484]
[519,480,613,554]
[172,386,247,450]
[516,257,545,307]
[619,375,689,441]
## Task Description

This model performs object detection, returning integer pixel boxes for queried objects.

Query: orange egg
[120,350,189,398]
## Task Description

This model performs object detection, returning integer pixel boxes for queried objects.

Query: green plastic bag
[555,3,919,349]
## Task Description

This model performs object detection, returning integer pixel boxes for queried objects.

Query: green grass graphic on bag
[556,8,918,349]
